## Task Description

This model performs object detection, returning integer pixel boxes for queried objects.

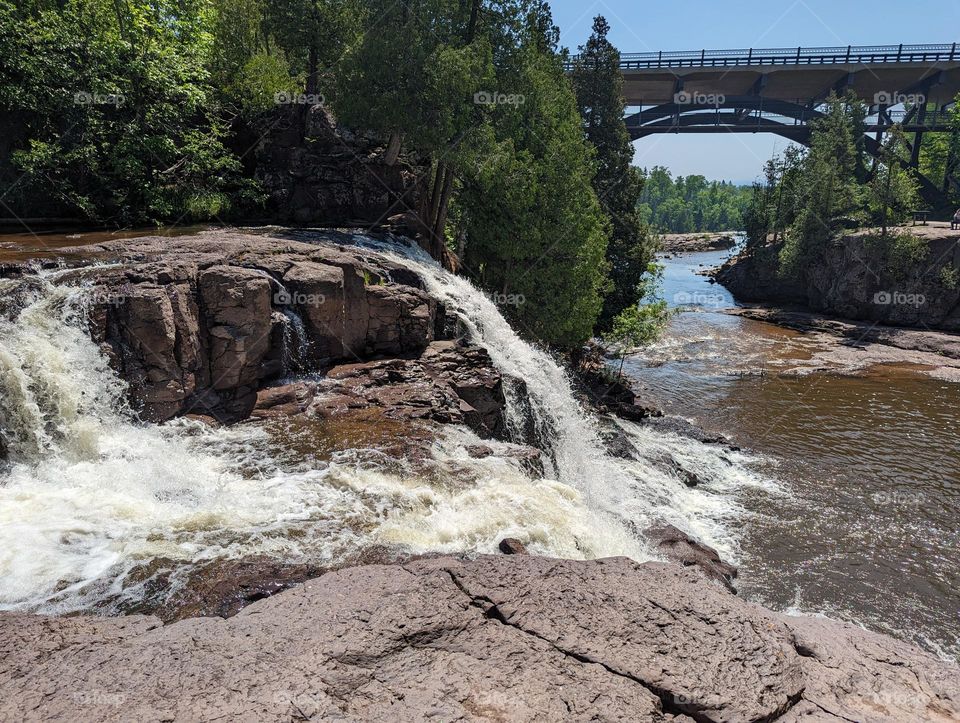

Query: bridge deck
[569,43,960,106]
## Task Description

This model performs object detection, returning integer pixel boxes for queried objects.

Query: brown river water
[625,246,960,659]
[1,228,957,659]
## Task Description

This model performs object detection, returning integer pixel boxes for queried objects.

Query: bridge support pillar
[910,104,928,168]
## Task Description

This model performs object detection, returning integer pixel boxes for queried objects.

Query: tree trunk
[433,168,455,260]
[427,162,445,229]
[384,131,402,166]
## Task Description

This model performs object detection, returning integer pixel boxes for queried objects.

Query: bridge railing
[567,43,958,70]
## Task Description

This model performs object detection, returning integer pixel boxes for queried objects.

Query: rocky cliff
[252,107,423,226]
[2,555,957,722]
[716,228,960,330]
[0,230,506,436]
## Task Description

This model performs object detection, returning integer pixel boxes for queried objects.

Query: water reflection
[627,247,960,660]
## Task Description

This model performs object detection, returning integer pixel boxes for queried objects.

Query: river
[0,228,956,661]
[624,243,960,659]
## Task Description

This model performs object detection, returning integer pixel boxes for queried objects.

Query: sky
[548,0,960,183]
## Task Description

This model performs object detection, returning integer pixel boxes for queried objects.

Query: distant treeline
[637,167,752,234]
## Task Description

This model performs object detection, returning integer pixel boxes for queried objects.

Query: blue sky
[549,0,960,183]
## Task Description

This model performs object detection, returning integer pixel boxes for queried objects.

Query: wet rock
[498,538,528,555]
[572,342,664,421]
[23,230,453,424]
[3,556,956,722]
[319,341,507,439]
[645,523,738,591]
[251,381,318,418]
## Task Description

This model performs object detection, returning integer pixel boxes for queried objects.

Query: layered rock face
[716,231,960,329]
[4,230,505,434]
[2,555,957,722]
[253,107,423,226]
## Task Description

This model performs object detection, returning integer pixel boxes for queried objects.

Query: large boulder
[1,555,956,722]
[25,231,454,423]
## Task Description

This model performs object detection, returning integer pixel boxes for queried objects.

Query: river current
[0,229,956,660]
[626,244,960,660]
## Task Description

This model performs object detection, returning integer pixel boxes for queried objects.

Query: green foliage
[751,93,875,278]
[1,0,260,224]
[461,8,610,348]
[0,0,635,349]
[940,265,960,290]
[571,16,655,330]
[863,231,929,279]
[602,263,672,378]
[639,166,753,234]
[868,126,920,235]
[779,93,868,278]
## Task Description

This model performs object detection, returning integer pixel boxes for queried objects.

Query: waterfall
[352,235,774,551]
[0,234,772,614]
[254,270,311,374]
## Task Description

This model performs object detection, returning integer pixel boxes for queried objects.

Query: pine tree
[571,16,654,330]
[869,125,920,236]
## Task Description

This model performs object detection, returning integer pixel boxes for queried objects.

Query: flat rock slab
[2,556,957,722]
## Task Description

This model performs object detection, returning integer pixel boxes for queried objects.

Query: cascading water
[0,234,773,615]
[253,270,312,374]
[352,234,777,555]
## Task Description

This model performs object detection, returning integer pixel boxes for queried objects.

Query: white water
[0,237,773,613]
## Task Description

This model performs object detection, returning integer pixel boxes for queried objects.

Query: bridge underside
[622,62,960,107]
[625,88,959,205]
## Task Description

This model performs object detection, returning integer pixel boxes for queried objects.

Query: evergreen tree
[571,16,653,330]
[869,125,920,236]
[780,93,867,276]
[461,2,609,347]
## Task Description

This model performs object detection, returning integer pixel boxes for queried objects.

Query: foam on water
[0,236,774,612]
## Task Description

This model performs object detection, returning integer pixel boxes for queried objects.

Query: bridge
[570,43,960,202]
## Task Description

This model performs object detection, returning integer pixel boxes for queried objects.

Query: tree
[602,263,672,380]
[334,0,492,256]
[869,125,920,236]
[571,16,654,330]
[780,93,867,277]
[2,0,256,225]
[460,10,609,347]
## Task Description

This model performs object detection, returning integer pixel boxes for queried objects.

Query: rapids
[0,235,771,615]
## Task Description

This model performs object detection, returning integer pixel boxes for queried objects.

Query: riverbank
[4,554,959,722]
[724,305,960,381]
[659,231,737,253]
[2,229,959,721]
[715,223,960,331]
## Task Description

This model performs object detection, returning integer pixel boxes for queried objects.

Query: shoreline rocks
[1,230,510,438]
[2,555,956,722]
[659,232,737,253]
[715,227,960,330]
